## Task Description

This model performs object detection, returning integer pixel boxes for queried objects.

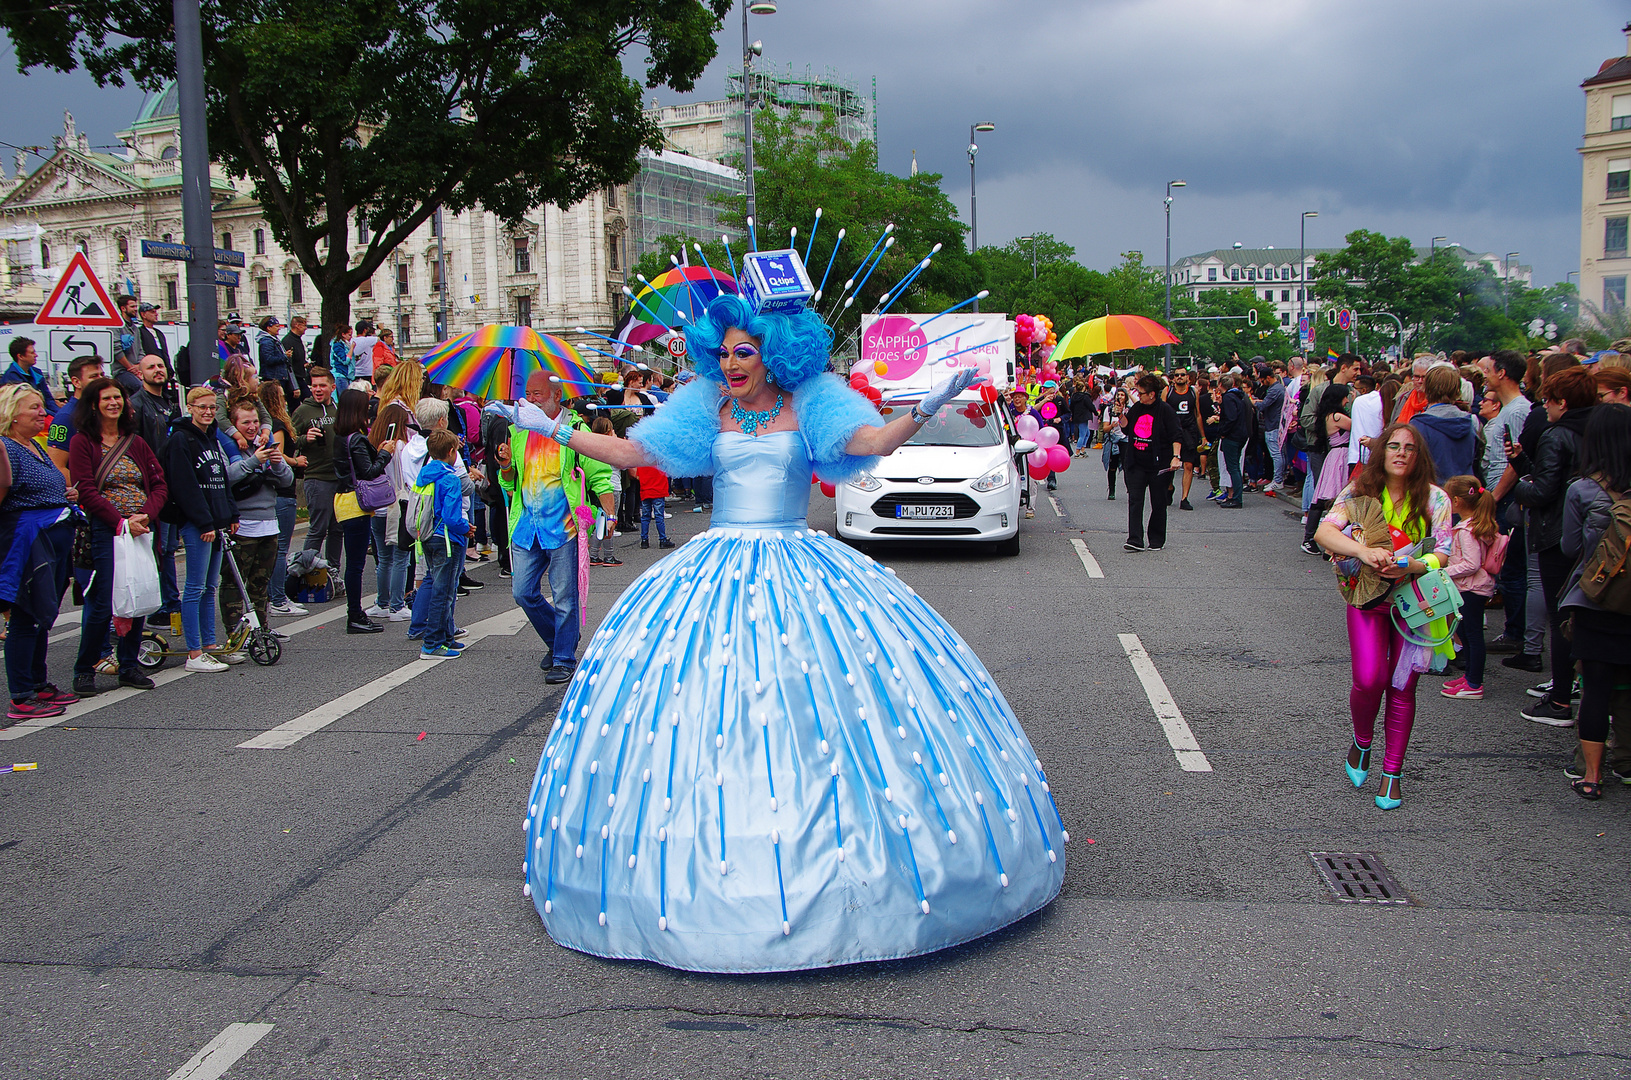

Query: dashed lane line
[164,1022,274,1080]
[1047,494,1063,518]
[1118,632,1212,773]
[236,607,530,749]
[1069,537,1104,579]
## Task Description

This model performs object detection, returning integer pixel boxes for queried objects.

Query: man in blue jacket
[1409,365,1480,481]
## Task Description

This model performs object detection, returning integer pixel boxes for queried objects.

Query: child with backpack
[413,430,470,660]
[1441,475,1504,701]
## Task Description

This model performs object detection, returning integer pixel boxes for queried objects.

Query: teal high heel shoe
[1344,740,1371,788]
[1375,771,1402,811]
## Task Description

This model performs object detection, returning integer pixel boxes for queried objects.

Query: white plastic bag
[111,524,162,619]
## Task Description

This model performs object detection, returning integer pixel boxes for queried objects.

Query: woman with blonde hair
[363,359,424,622]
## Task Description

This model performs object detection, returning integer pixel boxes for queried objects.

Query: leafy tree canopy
[1,0,732,339]
[1169,286,1295,367]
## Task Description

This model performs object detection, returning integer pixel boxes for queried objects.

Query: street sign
[1337,308,1352,331]
[141,239,193,261]
[35,252,125,327]
[1297,315,1314,352]
[215,248,245,268]
[665,335,687,359]
[214,268,241,287]
[47,328,115,371]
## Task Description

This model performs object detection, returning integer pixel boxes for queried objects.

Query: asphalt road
[2,458,1628,1080]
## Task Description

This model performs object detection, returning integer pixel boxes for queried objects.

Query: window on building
[396,262,409,295]
[160,144,179,161]
[1247,268,1256,281]
[1297,289,1304,302]
[431,255,447,292]
[1606,276,1627,312]
[117,236,129,263]
[221,232,233,251]
[1607,216,1629,258]
[1308,290,1316,303]
[1611,159,1631,200]
[397,315,411,346]
[165,279,179,309]
[515,294,533,326]
[254,228,266,255]
[608,236,620,271]
[161,233,172,243]
[40,242,49,268]
[1208,267,1217,281]
[358,274,372,299]
[256,277,270,307]
[224,286,237,310]
[606,186,618,209]
[1614,94,1631,131]
[514,236,530,274]
[76,238,87,254]
[357,215,369,245]
[1229,267,1240,281]
[1280,312,1290,325]
[1281,289,1291,302]
[1265,290,1273,301]
[290,274,303,304]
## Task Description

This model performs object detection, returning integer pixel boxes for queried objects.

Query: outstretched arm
[487,402,653,470]
[844,368,979,457]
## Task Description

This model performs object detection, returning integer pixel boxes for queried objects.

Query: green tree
[1169,287,1293,367]
[1,0,732,350]
[713,107,977,355]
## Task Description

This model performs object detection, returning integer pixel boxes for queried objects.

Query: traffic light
[1247,308,1258,326]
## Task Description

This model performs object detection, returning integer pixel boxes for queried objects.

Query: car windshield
[880,400,1003,448]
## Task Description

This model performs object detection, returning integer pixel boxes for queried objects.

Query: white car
[834,391,1036,556]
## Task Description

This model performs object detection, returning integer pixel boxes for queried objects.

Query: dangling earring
[766,371,777,388]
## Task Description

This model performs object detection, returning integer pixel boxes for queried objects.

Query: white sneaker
[270,601,308,617]
[364,604,388,618]
[271,628,290,641]
[388,608,412,622]
[185,654,229,672]
[217,651,248,665]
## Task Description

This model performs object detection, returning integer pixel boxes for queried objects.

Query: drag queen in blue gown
[507,290,1068,972]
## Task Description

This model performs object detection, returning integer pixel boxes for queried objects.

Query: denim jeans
[410,539,463,638]
[155,520,181,616]
[420,540,461,650]
[269,495,297,606]
[371,515,411,612]
[692,474,713,507]
[1267,433,1286,484]
[511,537,579,667]
[179,522,224,651]
[75,520,147,677]
[1460,593,1488,689]
[640,498,668,542]
[1495,496,1526,642]
[4,519,73,700]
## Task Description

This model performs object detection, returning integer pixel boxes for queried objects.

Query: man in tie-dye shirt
[497,372,616,683]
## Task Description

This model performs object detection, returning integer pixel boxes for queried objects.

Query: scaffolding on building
[629,149,744,265]
[724,64,873,150]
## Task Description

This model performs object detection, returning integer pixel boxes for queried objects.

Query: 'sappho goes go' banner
[859,312,1015,391]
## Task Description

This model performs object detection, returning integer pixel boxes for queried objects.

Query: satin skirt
[523,523,1068,972]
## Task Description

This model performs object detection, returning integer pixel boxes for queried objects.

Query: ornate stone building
[0,85,628,354]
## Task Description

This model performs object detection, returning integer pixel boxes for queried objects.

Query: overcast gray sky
[4,1,1624,284]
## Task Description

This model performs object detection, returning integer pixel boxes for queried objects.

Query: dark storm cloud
[6,0,1624,281]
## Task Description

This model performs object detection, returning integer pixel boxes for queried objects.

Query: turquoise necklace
[731,392,784,436]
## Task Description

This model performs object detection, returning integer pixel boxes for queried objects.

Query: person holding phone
[217,398,293,641]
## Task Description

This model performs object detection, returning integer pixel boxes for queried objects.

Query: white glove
[489,399,559,437]
[915,367,980,418]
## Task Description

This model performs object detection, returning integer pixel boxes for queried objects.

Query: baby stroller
[137,534,282,670]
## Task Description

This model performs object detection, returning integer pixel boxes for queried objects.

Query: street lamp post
[968,120,994,311]
[1504,251,1520,315]
[1430,236,1448,259]
[741,1,777,226]
[1299,211,1318,350]
[1164,179,1186,371]
[1018,235,1038,280]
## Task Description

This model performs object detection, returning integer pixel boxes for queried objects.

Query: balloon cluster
[1013,413,1070,480]
[848,369,885,408]
[1015,314,1056,348]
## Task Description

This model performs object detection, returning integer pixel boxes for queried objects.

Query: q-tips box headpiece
[739,249,815,315]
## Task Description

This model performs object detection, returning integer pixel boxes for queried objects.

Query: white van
[833,391,1036,556]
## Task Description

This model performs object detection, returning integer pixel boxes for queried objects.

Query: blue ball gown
[522,428,1068,972]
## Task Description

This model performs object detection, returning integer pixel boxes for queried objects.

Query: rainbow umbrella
[621,265,737,341]
[420,325,601,400]
[1052,314,1180,361]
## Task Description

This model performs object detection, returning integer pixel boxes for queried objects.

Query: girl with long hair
[1303,381,1353,554]
[1315,422,1453,810]
[333,388,396,632]
[365,360,425,620]
[1440,475,1500,700]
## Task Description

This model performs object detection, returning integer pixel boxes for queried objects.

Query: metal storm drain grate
[1309,851,1412,905]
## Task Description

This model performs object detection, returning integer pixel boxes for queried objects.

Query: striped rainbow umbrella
[1052,314,1180,361]
[420,325,601,400]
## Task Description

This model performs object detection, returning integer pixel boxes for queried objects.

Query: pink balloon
[1015,415,1040,440]
[1028,448,1049,468]
[1046,446,1070,472]
[1035,426,1060,449]
[1039,401,1057,420]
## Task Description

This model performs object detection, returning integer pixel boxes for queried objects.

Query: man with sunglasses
[1163,368,1211,509]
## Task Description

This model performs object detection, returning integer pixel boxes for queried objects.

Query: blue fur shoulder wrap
[628,373,885,483]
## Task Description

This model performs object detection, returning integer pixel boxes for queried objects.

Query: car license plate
[896,504,954,519]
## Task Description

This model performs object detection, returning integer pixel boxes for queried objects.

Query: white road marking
[164,1022,274,1080]
[0,595,375,742]
[1069,538,1104,579]
[237,608,530,749]
[1047,495,1063,518]
[1118,632,1212,773]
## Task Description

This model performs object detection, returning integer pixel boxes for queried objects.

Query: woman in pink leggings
[1315,422,1452,810]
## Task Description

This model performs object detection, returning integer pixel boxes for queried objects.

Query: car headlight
[971,465,1010,493]
[848,471,882,492]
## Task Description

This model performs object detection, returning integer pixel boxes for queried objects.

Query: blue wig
[686,293,832,391]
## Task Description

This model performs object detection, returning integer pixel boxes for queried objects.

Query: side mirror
[1012,439,1038,455]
